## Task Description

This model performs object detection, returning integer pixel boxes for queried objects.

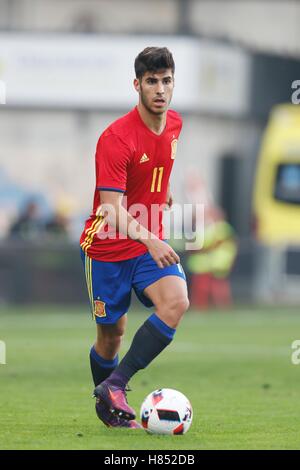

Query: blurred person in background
[9,199,44,241]
[187,206,238,310]
[44,211,69,240]
[181,170,237,309]
[44,199,72,240]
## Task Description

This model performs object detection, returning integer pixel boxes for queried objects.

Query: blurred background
[1,0,300,308]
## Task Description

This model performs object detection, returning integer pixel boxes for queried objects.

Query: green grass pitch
[1,305,300,450]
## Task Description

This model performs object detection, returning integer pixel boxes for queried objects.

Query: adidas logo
[140,153,150,163]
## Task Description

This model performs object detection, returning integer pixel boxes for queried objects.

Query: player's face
[134,69,174,115]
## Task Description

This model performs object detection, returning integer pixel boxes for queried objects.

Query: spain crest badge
[93,300,106,319]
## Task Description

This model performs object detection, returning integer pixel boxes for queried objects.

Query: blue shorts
[80,249,186,324]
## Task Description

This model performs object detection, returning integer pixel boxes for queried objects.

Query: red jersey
[80,106,182,261]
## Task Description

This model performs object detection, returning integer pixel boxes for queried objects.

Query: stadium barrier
[2,239,299,305]
[0,239,260,305]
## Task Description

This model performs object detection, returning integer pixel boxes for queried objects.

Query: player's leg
[81,250,141,427]
[80,249,131,385]
[90,315,127,386]
[94,254,189,420]
[91,316,141,429]
[106,276,188,388]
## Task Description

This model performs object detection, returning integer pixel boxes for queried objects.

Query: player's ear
[134,78,140,93]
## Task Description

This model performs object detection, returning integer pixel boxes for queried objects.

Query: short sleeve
[96,134,131,193]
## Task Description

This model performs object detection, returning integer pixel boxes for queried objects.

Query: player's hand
[145,238,180,269]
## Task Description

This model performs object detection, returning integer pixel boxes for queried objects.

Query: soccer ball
[140,388,193,435]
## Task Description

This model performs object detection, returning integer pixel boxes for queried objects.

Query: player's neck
[137,103,167,136]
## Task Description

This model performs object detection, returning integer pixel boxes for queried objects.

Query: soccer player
[80,47,189,428]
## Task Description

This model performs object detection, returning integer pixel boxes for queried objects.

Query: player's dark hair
[134,47,175,79]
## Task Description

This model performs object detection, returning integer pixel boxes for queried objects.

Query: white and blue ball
[140,388,193,435]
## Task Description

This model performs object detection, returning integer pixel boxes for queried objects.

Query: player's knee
[181,296,190,313]
[168,295,189,315]
[96,333,123,357]
[105,334,123,349]
[157,294,189,326]
[113,324,126,337]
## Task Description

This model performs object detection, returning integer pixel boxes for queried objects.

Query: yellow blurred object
[187,221,237,278]
[55,195,76,218]
[253,104,300,244]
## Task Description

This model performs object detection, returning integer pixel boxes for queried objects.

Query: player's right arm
[100,190,180,268]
